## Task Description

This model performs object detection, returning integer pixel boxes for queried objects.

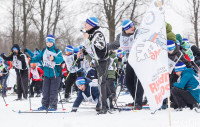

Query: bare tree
[187,0,200,47]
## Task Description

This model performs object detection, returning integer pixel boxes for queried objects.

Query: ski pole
[50,55,56,79]
[1,79,8,106]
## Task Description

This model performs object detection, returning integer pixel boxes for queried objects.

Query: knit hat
[167,40,176,51]
[176,34,182,44]
[46,34,55,44]
[176,40,180,47]
[79,45,83,49]
[76,77,86,87]
[175,62,186,72]
[122,19,134,31]
[34,50,39,56]
[65,45,74,53]
[181,38,190,50]
[117,49,123,58]
[86,17,98,27]
[74,47,80,53]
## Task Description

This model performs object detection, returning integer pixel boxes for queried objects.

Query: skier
[61,45,80,102]
[1,44,29,100]
[82,17,111,114]
[171,62,200,112]
[107,19,144,109]
[30,35,63,111]
[0,57,9,97]
[29,63,44,97]
[71,77,100,112]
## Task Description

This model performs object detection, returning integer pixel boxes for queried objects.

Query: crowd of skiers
[0,17,199,114]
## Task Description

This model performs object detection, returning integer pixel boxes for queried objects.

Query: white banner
[128,0,170,111]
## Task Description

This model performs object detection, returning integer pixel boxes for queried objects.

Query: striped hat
[86,17,98,27]
[76,77,86,87]
[122,19,134,31]
[65,45,74,53]
[175,62,186,72]
[167,40,176,51]
[46,34,55,44]
[181,38,190,50]
[117,49,123,58]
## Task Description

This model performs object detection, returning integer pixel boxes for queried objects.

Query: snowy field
[0,91,200,127]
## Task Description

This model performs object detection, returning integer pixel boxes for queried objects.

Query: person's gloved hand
[82,48,88,55]
[71,109,77,112]
[1,53,5,57]
[13,52,17,55]
[35,48,39,51]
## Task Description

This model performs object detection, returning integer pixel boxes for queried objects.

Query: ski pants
[0,75,8,94]
[64,73,77,98]
[96,58,111,109]
[126,62,144,106]
[16,69,28,99]
[42,76,61,109]
[30,80,42,95]
[171,87,197,108]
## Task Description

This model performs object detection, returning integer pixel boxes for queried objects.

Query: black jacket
[168,45,193,68]
[191,44,200,61]
[1,44,28,70]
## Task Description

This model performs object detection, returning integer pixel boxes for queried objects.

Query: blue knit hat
[117,49,123,58]
[76,77,86,87]
[34,50,39,56]
[167,40,176,51]
[74,47,80,53]
[122,19,134,31]
[175,62,186,72]
[86,17,98,27]
[46,34,55,44]
[65,45,74,53]
[176,40,180,47]
[79,45,83,49]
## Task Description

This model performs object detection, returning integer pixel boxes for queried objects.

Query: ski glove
[82,48,88,55]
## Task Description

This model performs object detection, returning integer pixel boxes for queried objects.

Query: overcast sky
[0,0,192,37]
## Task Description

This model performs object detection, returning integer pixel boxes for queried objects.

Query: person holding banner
[108,19,144,110]
[171,62,200,112]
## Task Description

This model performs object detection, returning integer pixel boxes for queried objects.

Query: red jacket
[30,67,44,81]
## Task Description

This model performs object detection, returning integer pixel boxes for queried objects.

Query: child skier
[71,77,100,112]
[1,44,29,100]
[29,63,44,97]
[0,57,9,97]
[30,35,63,111]
[171,62,200,112]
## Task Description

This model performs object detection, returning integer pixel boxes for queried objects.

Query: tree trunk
[23,0,27,49]
[12,0,16,45]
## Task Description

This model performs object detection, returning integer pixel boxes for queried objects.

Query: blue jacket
[173,68,200,103]
[31,45,63,78]
[26,48,43,69]
[73,78,100,108]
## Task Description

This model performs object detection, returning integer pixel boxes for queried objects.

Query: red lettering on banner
[149,49,161,60]
[149,72,170,104]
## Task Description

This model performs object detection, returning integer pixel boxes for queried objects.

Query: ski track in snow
[0,93,200,127]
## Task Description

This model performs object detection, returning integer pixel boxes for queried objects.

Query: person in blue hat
[71,77,100,112]
[1,44,29,100]
[107,19,144,109]
[0,57,9,97]
[61,45,81,102]
[171,62,200,111]
[30,34,63,111]
[82,17,111,114]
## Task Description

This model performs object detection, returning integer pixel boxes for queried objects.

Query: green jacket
[107,52,119,79]
[166,22,176,43]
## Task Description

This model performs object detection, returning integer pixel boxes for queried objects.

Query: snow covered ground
[0,91,200,127]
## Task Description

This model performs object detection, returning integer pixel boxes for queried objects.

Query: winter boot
[133,103,142,110]
[97,108,107,114]
[29,94,34,98]
[38,105,48,111]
